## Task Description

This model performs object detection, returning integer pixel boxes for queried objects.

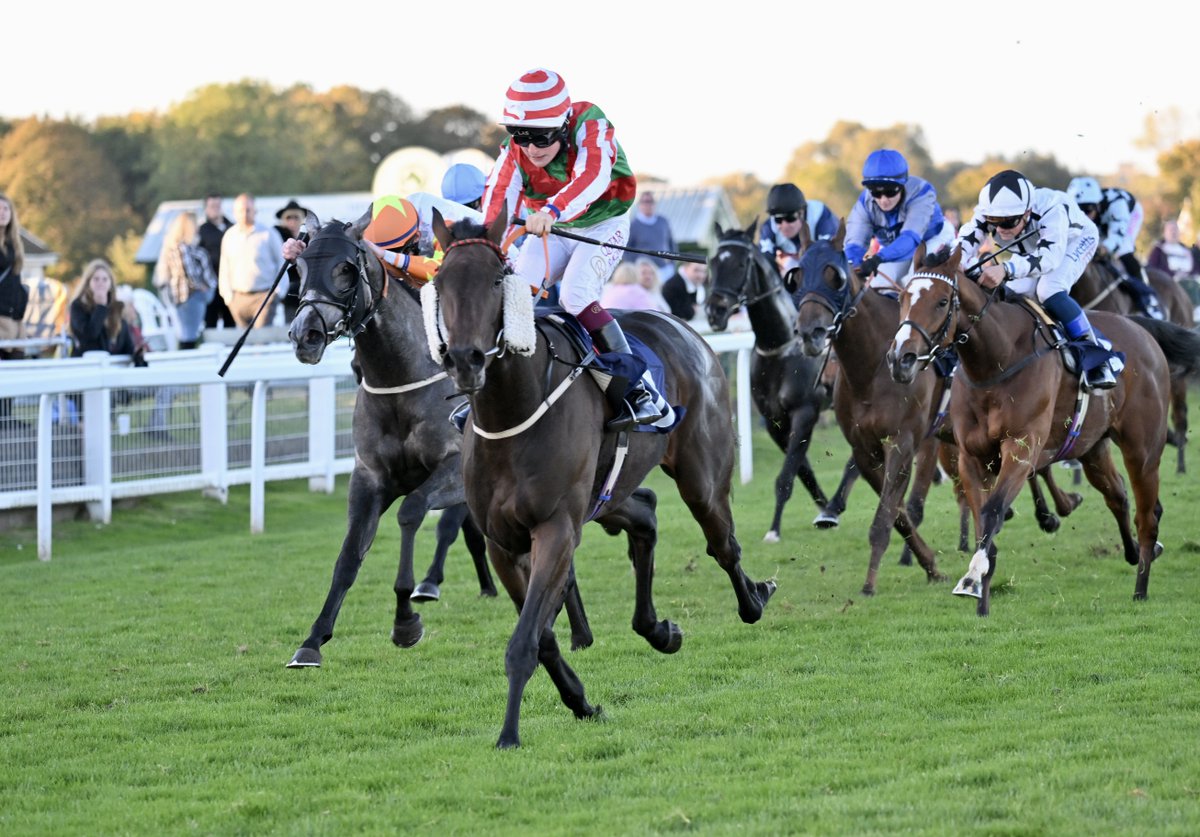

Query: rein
[710,239,789,310]
[295,235,389,341]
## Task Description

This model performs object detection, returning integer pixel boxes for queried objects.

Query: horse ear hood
[349,207,371,240]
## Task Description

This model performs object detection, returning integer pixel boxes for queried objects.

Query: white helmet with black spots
[1068,176,1102,208]
[979,170,1033,218]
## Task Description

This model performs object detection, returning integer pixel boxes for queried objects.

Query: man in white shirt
[219,193,285,329]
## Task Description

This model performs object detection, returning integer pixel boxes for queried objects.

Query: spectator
[1147,219,1199,305]
[69,259,142,360]
[662,261,708,321]
[0,192,29,361]
[441,164,487,211]
[273,199,310,323]
[600,263,664,311]
[199,193,235,328]
[219,193,286,329]
[624,192,677,281]
[153,211,216,349]
[634,258,670,312]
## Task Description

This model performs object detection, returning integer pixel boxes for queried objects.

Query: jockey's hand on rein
[855,255,881,279]
[282,238,307,261]
[525,210,555,237]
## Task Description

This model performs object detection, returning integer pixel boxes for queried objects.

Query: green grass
[3,412,1200,835]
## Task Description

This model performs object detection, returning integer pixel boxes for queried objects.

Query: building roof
[642,186,737,254]
[135,192,373,264]
[19,229,58,262]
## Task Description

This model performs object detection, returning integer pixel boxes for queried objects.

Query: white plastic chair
[130,288,180,352]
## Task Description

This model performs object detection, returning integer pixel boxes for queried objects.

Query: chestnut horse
[430,213,775,748]
[705,222,859,541]
[889,246,1187,616]
[1072,261,1194,473]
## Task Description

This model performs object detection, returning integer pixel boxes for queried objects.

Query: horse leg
[598,487,682,654]
[898,435,939,566]
[765,406,824,542]
[496,515,586,749]
[1169,374,1188,474]
[391,493,431,648]
[411,503,470,602]
[814,457,859,529]
[1032,465,1084,532]
[563,561,593,651]
[461,513,499,597]
[954,448,1031,617]
[287,471,392,667]
[674,466,775,624]
[861,441,942,595]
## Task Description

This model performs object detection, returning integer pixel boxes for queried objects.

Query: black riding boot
[591,320,664,429]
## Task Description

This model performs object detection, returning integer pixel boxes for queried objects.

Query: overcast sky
[9,1,1197,186]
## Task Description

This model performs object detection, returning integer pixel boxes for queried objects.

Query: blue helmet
[861,149,909,187]
[441,164,487,205]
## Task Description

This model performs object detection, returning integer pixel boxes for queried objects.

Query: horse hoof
[410,581,441,602]
[391,615,425,648]
[651,621,683,654]
[812,511,840,529]
[286,647,322,668]
[898,548,913,567]
[479,587,499,598]
[952,575,982,599]
[571,632,594,652]
[763,530,781,543]
[1154,541,1164,558]
[861,585,876,597]
[1037,514,1061,534]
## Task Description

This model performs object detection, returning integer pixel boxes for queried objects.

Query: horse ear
[432,208,452,251]
[949,244,963,271]
[714,221,724,239]
[748,216,759,238]
[833,218,846,249]
[304,210,321,233]
[349,207,371,241]
[487,203,508,245]
[798,216,812,252]
[913,240,927,269]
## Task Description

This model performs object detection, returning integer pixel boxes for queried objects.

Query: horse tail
[1129,315,1200,378]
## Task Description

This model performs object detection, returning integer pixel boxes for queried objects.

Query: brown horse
[791,225,945,594]
[430,212,775,748]
[1072,261,1194,473]
[889,246,1184,616]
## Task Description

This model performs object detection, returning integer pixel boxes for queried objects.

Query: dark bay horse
[791,226,945,594]
[1073,261,1195,473]
[283,214,497,668]
[889,246,1189,615]
[431,212,775,748]
[705,222,858,541]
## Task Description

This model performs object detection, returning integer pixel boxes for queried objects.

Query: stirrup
[608,390,663,430]
[1083,365,1117,392]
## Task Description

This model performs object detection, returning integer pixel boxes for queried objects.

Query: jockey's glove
[855,255,882,279]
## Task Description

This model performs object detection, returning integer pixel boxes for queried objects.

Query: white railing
[1,329,755,560]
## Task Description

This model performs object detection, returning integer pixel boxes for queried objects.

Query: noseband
[897,270,963,367]
[709,239,786,310]
[295,232,388,342]
[431,236,514,364]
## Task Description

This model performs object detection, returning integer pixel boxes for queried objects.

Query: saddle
[1017,297,1115,380]
[538,310,681,433]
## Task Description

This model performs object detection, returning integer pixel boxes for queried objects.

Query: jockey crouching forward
[482,67,665,430]
[957,169,1121,392]
[846,149,956,291]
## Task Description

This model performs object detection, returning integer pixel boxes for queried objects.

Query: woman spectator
[70,259,141,358]
[154,211,216,349]
[634,258,671,312]
[600,263,664,311]
[0,192,29,360]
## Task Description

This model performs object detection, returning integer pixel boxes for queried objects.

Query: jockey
[480,67,665,429]
[956,169,1120,391]
[758,183,839,278]
[846,149,955,290]
[281,194,487,286]
[441,163,487,212]
[1067,176,1164,319]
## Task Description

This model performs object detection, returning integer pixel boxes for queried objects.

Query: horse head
[793,221,852,357]
[289,210,384,364]
[705,219,776,332]
[889,245,965,384]
[430,208,514,394]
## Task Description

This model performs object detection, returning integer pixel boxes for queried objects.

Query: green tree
[93,111,161,223]
[0,117,136,280]
[707,172,768,228]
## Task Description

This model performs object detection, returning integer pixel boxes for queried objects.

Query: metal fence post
[199,380,228,504]
[308,377,336,494]
[36,394,53,561]
[250,381,268,533]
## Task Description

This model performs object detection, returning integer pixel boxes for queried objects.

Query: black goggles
[986,215,1025,231]
[868,184,902,199]
[772,213,800,224]
[506,126,561,148]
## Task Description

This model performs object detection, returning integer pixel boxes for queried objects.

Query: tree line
[1,80,1197,283]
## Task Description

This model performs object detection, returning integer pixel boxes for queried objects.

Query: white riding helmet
[1068,176,1103,207]
[979,170,1034,218]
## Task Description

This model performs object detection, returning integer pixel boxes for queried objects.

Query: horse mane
[445,218,488,241]
[920,245,953,268]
